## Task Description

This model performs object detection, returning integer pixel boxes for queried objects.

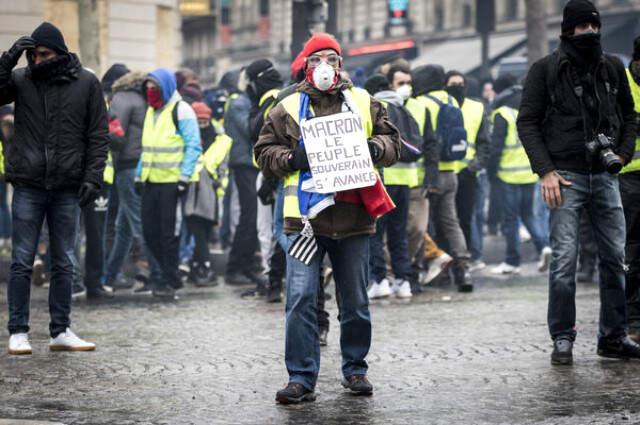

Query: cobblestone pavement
[1,237,640,424]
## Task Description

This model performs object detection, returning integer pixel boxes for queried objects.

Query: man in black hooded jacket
[517,0,640,365]
[0,22,108,355]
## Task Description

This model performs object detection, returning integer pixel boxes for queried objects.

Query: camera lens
[601,149,623,174]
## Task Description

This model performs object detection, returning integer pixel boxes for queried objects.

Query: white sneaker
[423,253,454,285]
[469,260,486,272]
[8,333,32,355]
[391,280,412,298]
[519,226,531,242]
[367,278,392,299]
[49,328,96,352]
[491,262,521,275]
[538,246,552,272]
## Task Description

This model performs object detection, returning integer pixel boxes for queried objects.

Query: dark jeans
[0,181,12,239]
[227,167,259,274]
[82,186,110,290]
[501,181,548,266]
[186,215,213,265]
[284,233,371,391]
[621,172,640,333]
[370,185,411,282]
[470,171,488,261]
[8,187,79,337]
[105,168,159,283]
[455,168,478,253]
[142,182,181,289]
[487,175,503,233]
[578,210,598,275]
[548,171,627,342]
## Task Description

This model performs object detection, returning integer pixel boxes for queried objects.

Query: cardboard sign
[300,112,376,194]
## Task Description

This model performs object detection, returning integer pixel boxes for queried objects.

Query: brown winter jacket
[254,79,401,239]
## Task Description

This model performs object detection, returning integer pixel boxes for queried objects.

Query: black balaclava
[444,70,467,106]
[245,59,283,104]
[630,36,640,85]
[560,0,602,69]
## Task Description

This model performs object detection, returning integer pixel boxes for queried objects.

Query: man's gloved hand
[78,182,100,208]
[257,176,279,206]
[177,180,189,195]
[211,179,221,191]
[6,36,36,66]
[368,141,382,162]
[134,181,144,196]
[287,145,310,172]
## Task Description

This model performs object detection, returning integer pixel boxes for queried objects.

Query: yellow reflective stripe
[141,161,182,169]
[621,70,640,174]
[142,146,183,153]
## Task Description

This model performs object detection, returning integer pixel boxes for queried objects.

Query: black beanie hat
[246,59,274,82]
[31,22,68,53]
[101,63,130,94]
[633,36,640,61]
[561,0,601,35]
[494,73,518,95]
[363,74,390,96]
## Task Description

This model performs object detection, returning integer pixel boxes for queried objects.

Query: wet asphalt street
[0,236,640,424]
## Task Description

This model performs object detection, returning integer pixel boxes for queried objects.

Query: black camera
[585,134,623,174]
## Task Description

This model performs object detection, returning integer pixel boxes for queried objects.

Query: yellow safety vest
[621,68,640,174]
[454,98,484,173]
[103,151,114,184]
[280,87,373,219]
[0,142,5,175]
[260,89,280,120]
[224,93,239,114]
[404,97,427,187]
[493,106,538,185]
[378,100,419,187]
[139,101,185,183]
[190,133,233,197]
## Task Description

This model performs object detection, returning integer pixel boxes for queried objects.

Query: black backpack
[385,102,424,163]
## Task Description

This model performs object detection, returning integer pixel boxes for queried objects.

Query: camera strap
[568,66,597,142]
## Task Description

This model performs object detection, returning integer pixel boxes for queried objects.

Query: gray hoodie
[109,71,147,170]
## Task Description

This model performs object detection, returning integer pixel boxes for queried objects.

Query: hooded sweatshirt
[109,71,147,170]
[136,68,201,181]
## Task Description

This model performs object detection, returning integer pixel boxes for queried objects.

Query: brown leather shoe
[341,374,373,395]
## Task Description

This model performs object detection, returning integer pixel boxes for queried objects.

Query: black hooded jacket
[0,52,108,190]
[517,43,636,176]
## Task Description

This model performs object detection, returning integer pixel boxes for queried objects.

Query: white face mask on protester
[312,62,337,91]
[396,84,412,101]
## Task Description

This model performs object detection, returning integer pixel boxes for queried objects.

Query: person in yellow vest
[622,36,640,342]
[445,71,491,271]
[488,82,551,275]
[255,33,400,404]
[136,68,202,299]
[183,102,232,286]
[409,64,473,292]
[363,73,421,299]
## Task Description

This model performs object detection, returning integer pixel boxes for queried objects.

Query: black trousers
[455,168,478,251]
[142,182,180,289]
[227,167,260,274]
[621,172,640,332]
[82,186,110,290]
[187,215,213,265]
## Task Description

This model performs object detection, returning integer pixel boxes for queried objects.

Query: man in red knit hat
[255,32,400,404]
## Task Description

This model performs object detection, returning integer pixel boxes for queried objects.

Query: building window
[463,3,472,28]
[435,1,444,31]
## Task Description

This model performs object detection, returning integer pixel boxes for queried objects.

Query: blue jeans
[370,185,411,282]
[285,233,371,390]
[548,171,627,342]
[105,168,159,282]
[8,187,79,337]
[470,171,488,261]
[501,181,549,266]
[0,181,12,239]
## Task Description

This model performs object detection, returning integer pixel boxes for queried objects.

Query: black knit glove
[287,145,310,172]
[5,36,35,66]
[78,182,100,208]
[368,141,382,162]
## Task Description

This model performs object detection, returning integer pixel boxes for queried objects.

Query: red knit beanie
[290,52,306,82]
[191,102,212,120]
[301,32,342,59]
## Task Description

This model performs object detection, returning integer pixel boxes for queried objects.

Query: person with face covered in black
[0,22,108,355]
[518,0,640,365]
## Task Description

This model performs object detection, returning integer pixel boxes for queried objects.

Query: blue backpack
[426,95,468,162]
